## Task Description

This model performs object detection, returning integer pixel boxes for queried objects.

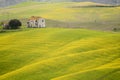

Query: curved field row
[0,28,120,80]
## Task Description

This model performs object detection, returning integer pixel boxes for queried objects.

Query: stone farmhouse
[27,16,45,28]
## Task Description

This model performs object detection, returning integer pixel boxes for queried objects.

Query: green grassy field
[0,28,120,80]
[0,1,120,80]
[0,1,120,30]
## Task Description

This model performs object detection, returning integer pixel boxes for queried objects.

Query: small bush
[113,28,120,32]
[3,24,10,29]
[0,22,3,26]
[113,28,117,31]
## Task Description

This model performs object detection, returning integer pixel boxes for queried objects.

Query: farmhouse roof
[29,16,43,20]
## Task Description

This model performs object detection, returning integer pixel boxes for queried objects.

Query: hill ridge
[0,0,120,7]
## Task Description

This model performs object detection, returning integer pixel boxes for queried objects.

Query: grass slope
[0,2,120,30]
[0,1,120,80]
[0,28,120,80]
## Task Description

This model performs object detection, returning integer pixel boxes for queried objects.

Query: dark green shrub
[9,19,22,29]
[113,28,117,31]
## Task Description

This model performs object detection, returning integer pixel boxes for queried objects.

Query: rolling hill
[0,1,120,80]
[0,0,120,7]
[0,2,120,31]
[0,0,26,7]
[0,28,120,80]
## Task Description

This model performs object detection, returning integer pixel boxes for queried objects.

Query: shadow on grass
[46,19,120,31]
[70,5,120,8]
[0,18,120,33]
